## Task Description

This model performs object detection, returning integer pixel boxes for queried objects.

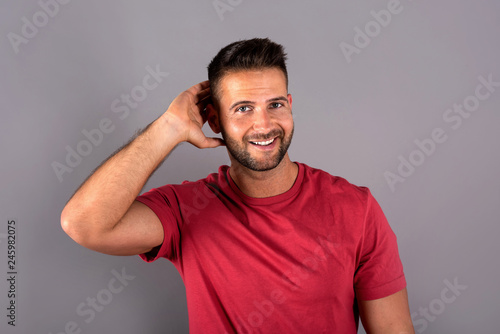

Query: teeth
[251,138,275,146]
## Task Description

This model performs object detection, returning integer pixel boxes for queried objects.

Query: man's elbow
[60,207,97,248]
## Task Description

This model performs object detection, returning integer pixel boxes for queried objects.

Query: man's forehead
[219,68,287,102]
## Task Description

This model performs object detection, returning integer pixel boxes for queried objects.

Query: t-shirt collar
[222,162,304,206]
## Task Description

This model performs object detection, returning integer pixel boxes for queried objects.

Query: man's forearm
[61,115,183,241]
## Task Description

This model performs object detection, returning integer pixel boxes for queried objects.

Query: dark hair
[207,38,288,101]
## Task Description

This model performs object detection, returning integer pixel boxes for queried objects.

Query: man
[61,38,414,333]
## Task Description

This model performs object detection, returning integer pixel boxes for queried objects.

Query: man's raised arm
[61,81,223,256]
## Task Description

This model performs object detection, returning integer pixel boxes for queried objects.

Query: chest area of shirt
[180,201,362,298]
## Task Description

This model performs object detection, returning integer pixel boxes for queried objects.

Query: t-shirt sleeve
[135,185,182,263]
[353,189,406,300]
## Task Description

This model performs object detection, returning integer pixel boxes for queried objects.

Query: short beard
[220,125,294,172]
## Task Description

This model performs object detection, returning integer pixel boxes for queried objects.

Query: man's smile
[249,137,275,146]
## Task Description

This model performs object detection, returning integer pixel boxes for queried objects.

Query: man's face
[211,68,294,172]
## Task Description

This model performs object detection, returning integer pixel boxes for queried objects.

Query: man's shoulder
[299,162,371,201]
[155,165,228,191]
[179,165,228,185]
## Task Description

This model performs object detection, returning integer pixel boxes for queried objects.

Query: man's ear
[206,103,221,134]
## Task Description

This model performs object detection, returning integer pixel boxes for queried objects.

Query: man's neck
[228,155,299,198]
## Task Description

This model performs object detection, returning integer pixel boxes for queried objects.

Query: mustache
[244,129,283,142]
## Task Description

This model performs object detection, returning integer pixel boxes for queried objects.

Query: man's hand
[161,80,224,149]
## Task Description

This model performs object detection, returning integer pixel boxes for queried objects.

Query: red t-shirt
[136,162,406,334]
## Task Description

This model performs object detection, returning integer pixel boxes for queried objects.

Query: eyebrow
[229,96,288,110]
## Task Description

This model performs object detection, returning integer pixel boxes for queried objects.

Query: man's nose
[252,109,273,132]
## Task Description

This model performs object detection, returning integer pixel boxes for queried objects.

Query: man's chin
[224,135,292,172]
[245,163,279,172]
[240,155,285,172]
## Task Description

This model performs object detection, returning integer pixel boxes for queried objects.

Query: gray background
[1,0,499,333]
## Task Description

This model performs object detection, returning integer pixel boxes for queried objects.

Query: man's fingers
[187,80,210,98]
[196,88,211,106]
[202,137,225,148]
[199,106,208,124]
[198,80,210,89]
[194,80,210,91]
[197,88,211,103]
[196,93,213,123]
[193,137,225,149]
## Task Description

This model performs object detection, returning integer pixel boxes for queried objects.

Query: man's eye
[270,102,283,109]
[236,106,250,112]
